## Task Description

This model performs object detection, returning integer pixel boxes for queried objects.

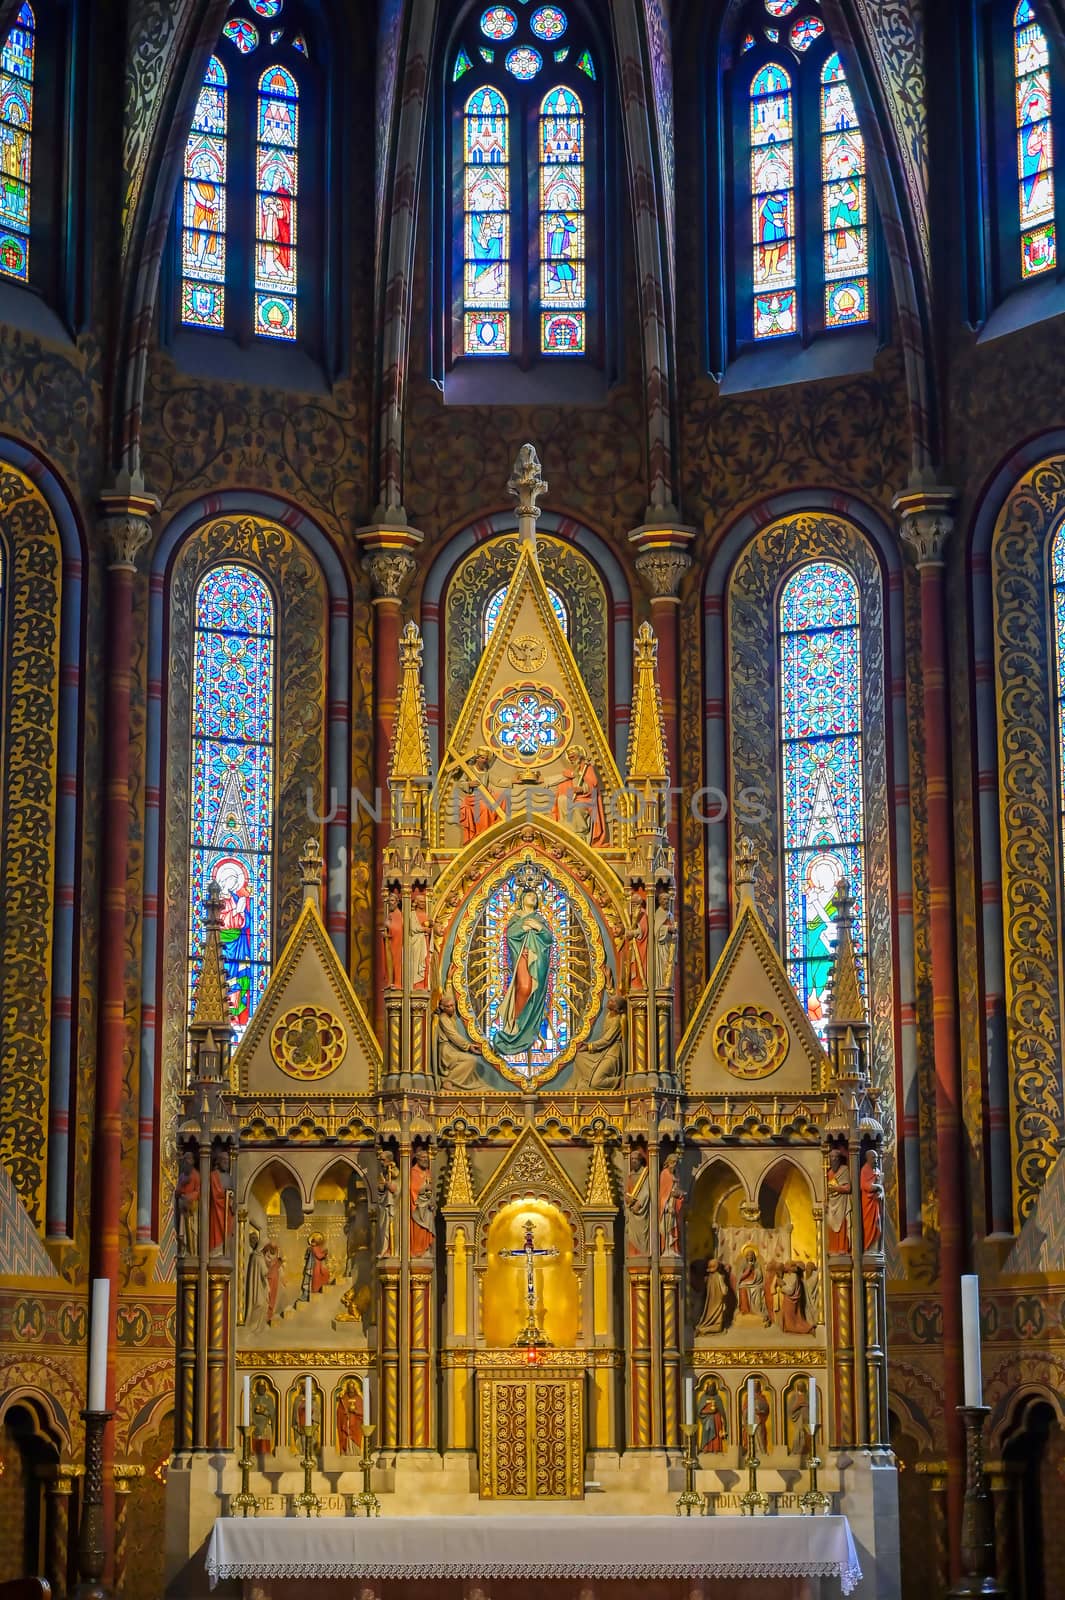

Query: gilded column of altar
[659,1256,682,1451]
[646,1136,664,1448]
[398,1132,413,1448]
[409,1266,434,1447]
[848,1136,868,1445]
[442,1139,478,1452]
[176,1241,197,1451]
[894,487,965,1573]
[862,1263,888,1445]
[378,1265,401,1450]
[356,525,423,1039]
[825,1148,855,1448]
[112,1465,144,1594]
[207,1264,232,1449]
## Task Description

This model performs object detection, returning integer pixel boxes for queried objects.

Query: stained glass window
[820,53,869,327]
[188,565,275,1040]
[181,55,228,330]
[1014,0,1056,278]
[452,2,597,365]
[540,86,585,352]
[779,562,866,1033]
[484,582,567,643]
[255,64,299,339]
[0,3,34,283]
[750,63,796,339]
[463,85,510,354]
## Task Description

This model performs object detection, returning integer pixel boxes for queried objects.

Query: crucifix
[498,1218,559,1347]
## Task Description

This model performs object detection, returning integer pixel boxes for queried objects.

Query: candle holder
[739,1440,770,1516]
[799,1423,831,1516]
[292,1424,322,1517]
[351,1422,381,1517]
[229,1424,260,1518]
[73,1409,113,1600]
[946,1405,1006,1599]
[675,1422,702,1516]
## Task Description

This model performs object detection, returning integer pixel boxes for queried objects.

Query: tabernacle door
[478,1368,584,1499]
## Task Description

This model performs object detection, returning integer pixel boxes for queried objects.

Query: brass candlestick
[292,1424,322,1517]
[675,1422,702,1516]
[946,1405,1006,1599]
[739,1436,769,1516]
[230,1424,259,1517]
[351,1422,381,1517]
[74,1409,113,1600]
[799,1423,831,1516]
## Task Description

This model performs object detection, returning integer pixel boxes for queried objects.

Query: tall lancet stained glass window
[1014,0,1055,278]
[820,53,868,326]
[463,85,511,354]
[452,0,597,363]
[750,62,796,338]
[188,566,275,1040]
[0,4,36,283]
[779,562,866,1032]
[255,64,299,339]
[181,56,229,329]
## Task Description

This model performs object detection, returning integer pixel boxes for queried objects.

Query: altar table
[205,1514,862,1597]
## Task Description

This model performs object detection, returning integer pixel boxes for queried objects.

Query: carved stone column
[628,526,694,883]
[894,484,965,1574]
[112,1464,144,1594]
[92,488,157,1555]
[356,524,423,1033]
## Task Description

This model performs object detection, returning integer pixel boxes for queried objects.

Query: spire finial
[625,621,669,789]
[389,621,432,787]
[189,878,234,1073]
[508,444,548,549]
[827,877,865,1027]
[300,837,323,909]
[734,835,756,909]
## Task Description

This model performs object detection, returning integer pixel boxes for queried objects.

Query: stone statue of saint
[244,1227,271,1333]
[732,1248,772,1327]
[787,1380,813,1460]
[696,1257,731,1335]
[491,889,553,1057]
[861,1148,884,1253]
[250,1378,276,1454]
[174,1149,200,1257]
[376,1159,398,1257]
[658,1152,684,1255]
[653,885,677,992]
[434,991,484,1088]
[826,1149,852,1253]
[804,1258,822,1324]
[698,1378,728,1454]
[775,1260,814,1334]
[410,1148,436,1256]
[624,1149,651,1256]
[570,991,624,1088]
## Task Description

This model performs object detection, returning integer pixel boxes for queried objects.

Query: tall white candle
[808,1377,817,1430]
[304,1375,312,1430]
[961,1275,983,1407]
[364,1374,372,1428]
[746,1377,756,1428]
[684,1376,694,1426]
[242,1375,250,1428]
[87,1278,110,1412]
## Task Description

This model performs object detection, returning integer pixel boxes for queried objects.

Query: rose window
[484,682,572,764]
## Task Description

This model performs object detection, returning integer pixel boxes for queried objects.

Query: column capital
[892,487,956,569]
[628,524,696,600]
[98,492,159,572]
[356,523,424,602]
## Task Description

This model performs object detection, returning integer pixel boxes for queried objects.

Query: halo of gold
[711,1003,788,1080]
[270,1004,347,1081]
[450,852,606,1087]
[482,680,573,768]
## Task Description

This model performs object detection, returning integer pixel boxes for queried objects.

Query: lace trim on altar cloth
[206,1558,863,1595]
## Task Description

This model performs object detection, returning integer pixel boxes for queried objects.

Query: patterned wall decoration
[158,516,329,1252]
[843,0,928,273]
[0,1167,54,1278]
[443,533,609,738]
[990,456,1065,1222]
[679,580,705,1010]
[903,561,936,1245]
[641,0,675,317]
[0,461,64,1224]
[121,0,201,246]
[726,513,897,1228]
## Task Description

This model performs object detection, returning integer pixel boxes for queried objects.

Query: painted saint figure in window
[0,3,35,283]
[1014,0,1056,277]
[188,566,276,1040]
[778,561,867,1031]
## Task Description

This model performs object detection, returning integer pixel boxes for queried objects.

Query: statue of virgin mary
[491,888,554,1057]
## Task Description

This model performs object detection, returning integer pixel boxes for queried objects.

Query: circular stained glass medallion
[484,681,571,764]
[481,5,518,39]
[506,44,543,78]
[789,15,825,50]
[531,6,568,40]
[765,0,798,14]
[222,17,259,52]
[249,0,283,16]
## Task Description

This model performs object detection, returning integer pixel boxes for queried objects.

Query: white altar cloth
[205,1514,862,1594]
